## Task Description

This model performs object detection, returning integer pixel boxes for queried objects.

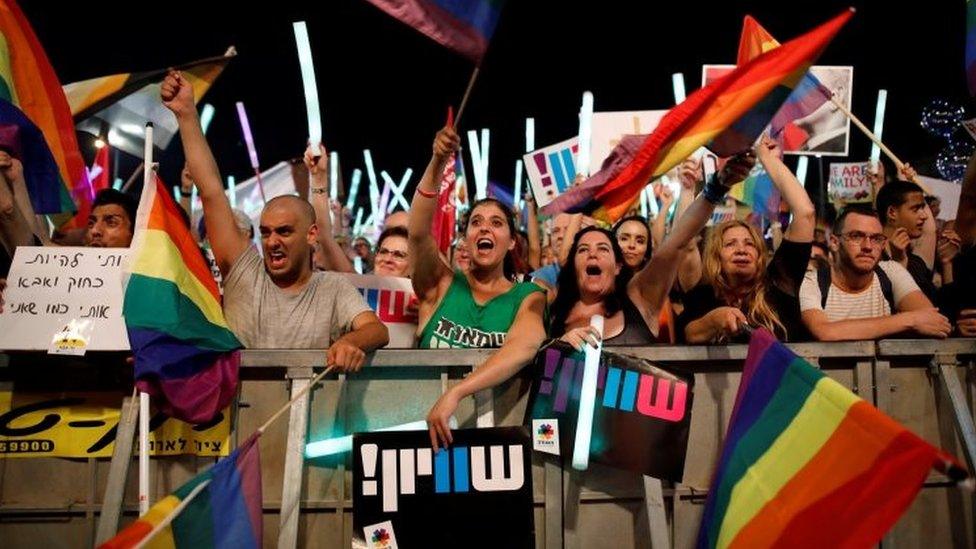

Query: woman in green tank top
[409,126,547,450]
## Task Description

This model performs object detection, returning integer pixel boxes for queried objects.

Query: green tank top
[418,270,544,349]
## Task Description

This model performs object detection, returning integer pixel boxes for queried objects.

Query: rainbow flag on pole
[0,0,91,221]
[727,165,779,219]
[546,9,852,223]
[99,433,262,549]
[697,329,966,549]
[123,175,241,423]
[363,0,504,62]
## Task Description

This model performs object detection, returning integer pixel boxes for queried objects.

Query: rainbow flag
[0,0,91,221]
[738,16,833,141]
[0,98,70,214]
[968,0,976,96]
[100,433,262,549]
[123,175,241,423]
[548,10,852,223]
[697,329,965,549]
[363,0,504,62]
[728,165,779,219]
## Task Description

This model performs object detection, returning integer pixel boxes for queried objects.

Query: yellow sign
[0,389,231,458]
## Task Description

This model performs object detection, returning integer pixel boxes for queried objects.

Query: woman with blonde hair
[679,136,816,342]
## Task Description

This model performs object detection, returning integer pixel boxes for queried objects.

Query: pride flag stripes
[698,329,966,549]
[363,0,504,62]
[123,175,241,423]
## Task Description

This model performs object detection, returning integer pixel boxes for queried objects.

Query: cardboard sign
[918,175,961,221]
[0,388,230,458]
[0,247,129,351]
[589,110,668,170]
[828,161,873,204]
[353,427,534,548]
[343,273,418,348]
[523,137,579,207]
[526,342,694,481]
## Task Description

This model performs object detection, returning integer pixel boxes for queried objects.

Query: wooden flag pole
[453,65,481,130]
[257,365,335,435]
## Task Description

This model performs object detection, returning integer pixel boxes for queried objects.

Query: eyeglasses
[839,231,887,246]
[376,247,408,261]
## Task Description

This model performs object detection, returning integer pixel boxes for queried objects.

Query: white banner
[0,247,129,351]
[828,161,873,204]
[917,175,961,221]
[342,273,418,349]
[589,110,668,169]
[523,138,579,207]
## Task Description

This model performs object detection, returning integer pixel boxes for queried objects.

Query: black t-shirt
[881,250,937,306]
[676,239,812,342]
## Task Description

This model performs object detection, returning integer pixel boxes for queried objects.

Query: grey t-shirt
[223,246,371,348]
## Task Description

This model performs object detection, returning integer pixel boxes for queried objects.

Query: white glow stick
[346,169,362,210]
[795,156,809,185]
[305,418,457,458]
[577,91,594,177]
[572,315,604,471]
[379,171,393,220]
[200,104,215,135]
[467,130,486,199]
[293,21,322,152]
[514,159,524,212]
[870,89,888,167]
[172,186,181,202]
[672,73,687,104]
[389,168,412,212]
[227,176,236,208]
[479,129,489,198]
[353,207,364,235]
[364,150,380,221]
[329,151,339,199]
[235,102,260,170]
[525,118,535,152]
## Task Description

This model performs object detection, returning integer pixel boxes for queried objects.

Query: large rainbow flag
[0,0,91,221]
[738,16,834,143]
[363,0,504,62]
[99,433,262,549]
[123,174,241,423]
[697,329,966,548]
[546,9,852,223]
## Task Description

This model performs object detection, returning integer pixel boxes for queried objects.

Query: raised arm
[306,144,354,273]
[630,152,756,319]
[408,126,459,301]
[161,71,248,276]
[651,184,674,249]
[425,291,546,449]
[0,154,36,254]
[756,136,814,243]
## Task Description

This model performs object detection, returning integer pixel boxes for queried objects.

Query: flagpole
[453,65,480,130]
[828,95,928,191]
[120,162,145,193]
[138,123,155,516]
[257,365,335,435]
[134,479,212,549]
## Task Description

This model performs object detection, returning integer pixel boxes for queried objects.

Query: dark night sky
[18,0,971,210]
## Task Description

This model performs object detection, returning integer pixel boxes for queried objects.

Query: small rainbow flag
[738,15,834,142]
[99,433,262,549]
[123,175,241,423]
[547,9,852,223]
[727,165,779,219]
[0,0,91,221]
[363,0,504,62]
[697,329,966,548]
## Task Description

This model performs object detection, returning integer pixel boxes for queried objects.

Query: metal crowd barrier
[0,340,973,548]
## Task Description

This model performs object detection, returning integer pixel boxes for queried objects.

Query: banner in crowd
[918,175,961,221]
[702,64,854,157]
[525,342,694,482]
[343,273,418,348]
[0,246,129,352]
[353,427,534,548]
[0,388,230,458]
[523,137,579,207]
[589,110,668,170]
[828,161,873,204]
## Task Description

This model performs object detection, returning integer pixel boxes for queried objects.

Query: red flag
[430,107,457,255]
[89,145,111,193]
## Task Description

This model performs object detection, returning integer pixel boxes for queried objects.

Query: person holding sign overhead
[412,126,546,449]
[161,71,387,372]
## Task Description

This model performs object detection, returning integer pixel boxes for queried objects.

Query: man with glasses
[798,204,951,340]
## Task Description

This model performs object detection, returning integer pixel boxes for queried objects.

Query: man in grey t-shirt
[163,71,388,371]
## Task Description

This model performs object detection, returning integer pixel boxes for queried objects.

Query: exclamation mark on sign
[361,444,378,496]
[534,152,555,197]
[539,348,561,395]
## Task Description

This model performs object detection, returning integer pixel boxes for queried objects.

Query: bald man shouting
[162,71,387,371]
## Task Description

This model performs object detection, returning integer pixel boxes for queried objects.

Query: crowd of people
[1,70,974,449]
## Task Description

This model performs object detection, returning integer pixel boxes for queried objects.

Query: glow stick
[235,101,260,169]
[379,171,393,221]
[172,186,181,202]
[577,91,594,177]
[672,73,687,104]
[572,315,604,471]
[293,21,322,152]
[389,168,412,212]
[329,151,339,199]
[795,156,809,185]
[227,176,236,208]
[364,150,380,220]
[305,419,457,458]
[514,159,524,212]
[870,89,888,167]
[200,104,215,135]
[525,118,535,152]
[346,169,362,210]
